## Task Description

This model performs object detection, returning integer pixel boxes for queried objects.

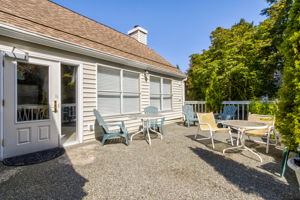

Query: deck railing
[185,101,263,120]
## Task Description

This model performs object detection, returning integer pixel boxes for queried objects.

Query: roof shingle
[0,0,183,75]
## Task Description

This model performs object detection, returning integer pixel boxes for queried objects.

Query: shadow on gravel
[186,135,233,153]
[0,153,88,200]
[189,147,300,200]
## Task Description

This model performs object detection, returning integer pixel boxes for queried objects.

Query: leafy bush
[249,101,277,115]
[276,0,300,152]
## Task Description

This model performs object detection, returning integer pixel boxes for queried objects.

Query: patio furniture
[144,106,164,135]
[93,109,130,146]
[183,105,198,127]
[130,113,164,145]
[195,112,233,149]
[221,120,269,162]
[215,105,237,121]
[245,114,277,153]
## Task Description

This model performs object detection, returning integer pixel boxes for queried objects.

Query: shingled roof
[0,0,183,75]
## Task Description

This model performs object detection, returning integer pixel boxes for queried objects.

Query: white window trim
[150,75,173,111]
[97,64,141,116]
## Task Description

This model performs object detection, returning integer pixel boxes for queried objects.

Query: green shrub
[249,101,277,115]
[276,0,300,152]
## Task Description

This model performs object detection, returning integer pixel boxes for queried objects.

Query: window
[150,76,172,111]
[17,62,49,121]
[97,66,140,115]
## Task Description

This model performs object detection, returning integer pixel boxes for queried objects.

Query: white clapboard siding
[82,70,184,142]
[82,63,97,139]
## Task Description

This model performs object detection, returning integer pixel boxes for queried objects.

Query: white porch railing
[62,103,76,123]
[184,101,254,120]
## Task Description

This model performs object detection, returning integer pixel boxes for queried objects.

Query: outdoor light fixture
[4,47,29,61]
[144,70,149,81]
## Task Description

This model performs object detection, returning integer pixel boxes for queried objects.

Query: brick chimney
[128,25,148,45]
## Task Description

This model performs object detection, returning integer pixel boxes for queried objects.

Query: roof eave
[0,23,186,79]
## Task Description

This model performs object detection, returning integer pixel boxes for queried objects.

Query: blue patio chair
[183,105,198,128]
[220,105,237,120]
[93,109,130,146]
[144,106,165,135]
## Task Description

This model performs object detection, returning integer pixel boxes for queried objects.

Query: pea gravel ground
[0,123,299,200]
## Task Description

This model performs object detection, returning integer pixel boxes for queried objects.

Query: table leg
[223,129,263,162]
[149,128,163,140]
[130,119,145,141]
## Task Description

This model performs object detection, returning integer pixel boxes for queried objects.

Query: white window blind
[150,76,172,111]
[163,79,172,110]
[150,77,161,110]
[97,66,140,115]
[123,71,140,113]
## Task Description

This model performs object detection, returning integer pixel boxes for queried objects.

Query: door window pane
[17,63,49,121]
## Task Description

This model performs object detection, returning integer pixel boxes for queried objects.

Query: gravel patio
[0,122,299,200]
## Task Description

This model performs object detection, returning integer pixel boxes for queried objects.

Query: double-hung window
[150,76,172,111]
[97,66,140,115]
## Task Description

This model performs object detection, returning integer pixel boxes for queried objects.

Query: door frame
[0,51,4,160]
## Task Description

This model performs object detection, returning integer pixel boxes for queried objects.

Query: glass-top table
[130,114,164,145]
[221,120,268,162]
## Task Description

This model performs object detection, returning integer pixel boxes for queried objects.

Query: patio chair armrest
[106,123,127,133]
[105,119,126,123]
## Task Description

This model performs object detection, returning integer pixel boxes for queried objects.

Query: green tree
[276,0,300,151]
[205,71,223,112]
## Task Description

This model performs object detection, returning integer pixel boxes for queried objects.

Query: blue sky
[51,0,269,72]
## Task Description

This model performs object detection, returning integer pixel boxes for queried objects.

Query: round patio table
[221,120,268,162]
[130,114,164,145]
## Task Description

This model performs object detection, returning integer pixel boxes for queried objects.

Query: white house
[0,0,186,160]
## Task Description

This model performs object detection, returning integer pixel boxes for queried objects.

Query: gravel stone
[0,123,299,200]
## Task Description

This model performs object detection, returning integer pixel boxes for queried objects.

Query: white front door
[3,57,60,158]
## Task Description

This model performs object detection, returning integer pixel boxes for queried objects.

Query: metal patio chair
[220,105,237,120]
[183,104,198,128]
[93,109,130,146]
[245,113,277,153]
[144,106,165,135]
[195,112,233,149]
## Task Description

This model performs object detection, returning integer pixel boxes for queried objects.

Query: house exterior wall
[0,36,185,145]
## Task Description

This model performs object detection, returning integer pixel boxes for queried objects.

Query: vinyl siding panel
[82,63,97,139]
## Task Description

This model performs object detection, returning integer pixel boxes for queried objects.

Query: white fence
[184,101,254,120]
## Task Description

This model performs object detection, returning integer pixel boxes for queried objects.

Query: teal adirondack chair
[93,109,130,146]
[183,105,198,128]
[220,105,237,120]
[144,106,165,135]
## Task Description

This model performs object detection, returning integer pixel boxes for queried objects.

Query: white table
[130,114,164,145]
[221,120,268,162]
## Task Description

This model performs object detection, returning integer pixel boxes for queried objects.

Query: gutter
[0,23,186,79]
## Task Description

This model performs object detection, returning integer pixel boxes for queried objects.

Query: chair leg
[228,129,234,146]
[210,130,215,149]
[101,135,107,146]
[195,125,200,139]
[266,134,270,154]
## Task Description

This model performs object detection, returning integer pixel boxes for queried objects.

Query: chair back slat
[144,106,158,114]
[93,109,109,133]
[197,112,218,131]
[221,105,237,120]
